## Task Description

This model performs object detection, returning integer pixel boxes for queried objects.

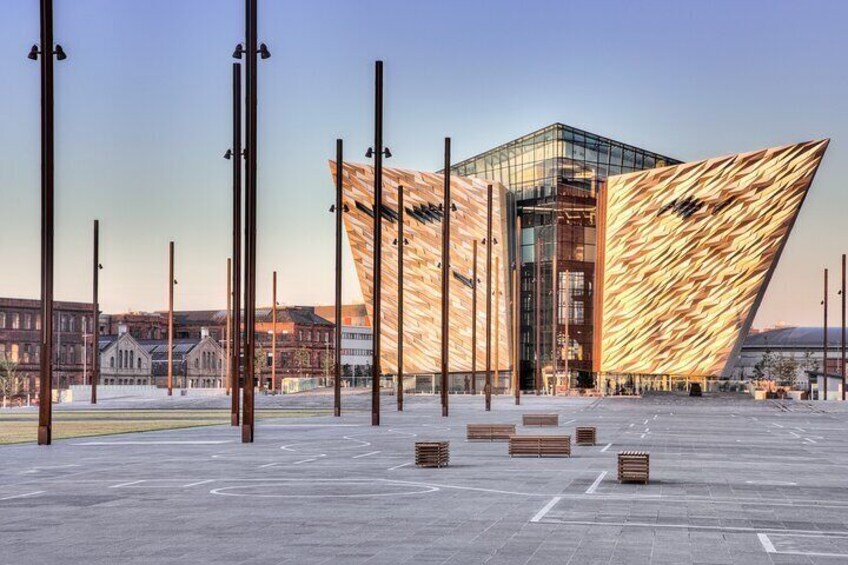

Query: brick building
[0,297,95,394]
[99,312,167,340]
[255,306,335,389]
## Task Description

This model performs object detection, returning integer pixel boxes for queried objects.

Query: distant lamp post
[92,220,102,404]
[168,241,176,396]
[441,137,451,417]
[822,268,828,400]
[394,184,406,411]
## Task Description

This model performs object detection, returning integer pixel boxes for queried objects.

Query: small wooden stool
[415,441,449,468]
[575,426,596,446]
[618,451,649,484]
[522,413,559,426]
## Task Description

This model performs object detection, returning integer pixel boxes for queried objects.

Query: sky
[0,0,846,328]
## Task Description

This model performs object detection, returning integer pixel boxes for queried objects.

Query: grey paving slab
[3,391,848,564]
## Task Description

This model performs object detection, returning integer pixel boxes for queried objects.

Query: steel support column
[513,214,522,406]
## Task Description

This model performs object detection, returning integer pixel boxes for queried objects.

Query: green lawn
[0,409,329,445]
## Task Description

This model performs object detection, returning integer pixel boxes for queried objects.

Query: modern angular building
[332,124,828,394]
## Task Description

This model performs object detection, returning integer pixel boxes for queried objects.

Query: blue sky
[0,0,845,327]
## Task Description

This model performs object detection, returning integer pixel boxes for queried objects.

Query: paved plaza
[2,391,848,564]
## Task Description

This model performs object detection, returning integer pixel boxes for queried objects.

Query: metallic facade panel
[595,140,829,377]
[330,162,510,375]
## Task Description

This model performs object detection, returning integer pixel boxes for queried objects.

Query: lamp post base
[38,426,51,445]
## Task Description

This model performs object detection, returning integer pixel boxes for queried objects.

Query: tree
[321,349,333,380]
[772,354,799,387]
[253,342,266,387]
[0,355,20,409]
[293,347,310,378]
[753,349,776,381]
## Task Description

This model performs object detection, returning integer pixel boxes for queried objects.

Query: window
[23,314,32,330]
[137,358,142,369]
[0,312,5,328]
[110,356,115,368]
[11,313,20,329]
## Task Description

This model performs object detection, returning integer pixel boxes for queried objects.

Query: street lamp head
[54,45,67,60]
[383,147,392,158]
[329,204,336,213]
[27,45,39,60]
[174,279,179,286]
[451,203,458,212]
[98,264,103,270]
[232,44,245,59]
[365,147,374,158]
[258,43,271,59]
[224,149,233,160]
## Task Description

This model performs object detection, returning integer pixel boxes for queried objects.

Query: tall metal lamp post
[331,139,345,417]
[366,60,391,426]
[234,0,271,443]
[484,184,494,411]
[31,0,68,445]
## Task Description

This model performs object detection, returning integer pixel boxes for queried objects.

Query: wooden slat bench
[618,451,649,484]
[466,424,516,441]
[415,441,449,468]
[575,426,596,446]
[522,413,559,427]
[508,435,571,457]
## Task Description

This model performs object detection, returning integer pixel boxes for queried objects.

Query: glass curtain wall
[452,123,679,391]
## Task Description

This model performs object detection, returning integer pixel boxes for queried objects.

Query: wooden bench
[575,426,596,446]
[415,441,449,468]
[466,424,516,441]
[618,451,649,484]
[508,435,571,457]
[522,413,559,427]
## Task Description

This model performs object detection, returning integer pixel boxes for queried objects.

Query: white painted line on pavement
[388,462,412,471]
[746,480,797,486]
[292,458,318,465]
[109,480,144,489]
[353,451,381,459]
[789,431,801,438]
[771,423,784,428]
[183,479,214,488]
[530,496,562,523]
[586,471,607,494]
[643,419,649,425]
[628,423,634,428]
[757,533,776,553]
[77,440,232,446]
[561,419,576,426]
[0,491,45,501]
[600,443,612,453]
[258,462,281,469]
[640,433,646,439]
[804,438,817,444]
[261,424,362,428]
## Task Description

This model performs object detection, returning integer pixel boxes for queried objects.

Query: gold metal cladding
[329,162,510,375]
[596,140,829,377]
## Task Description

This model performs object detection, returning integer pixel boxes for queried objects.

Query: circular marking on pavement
[210,479,439,499]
